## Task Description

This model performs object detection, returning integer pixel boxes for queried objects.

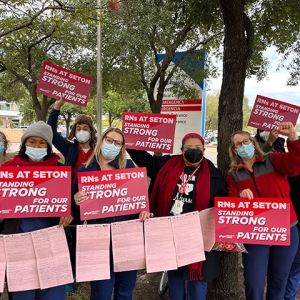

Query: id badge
[170,200,184,215]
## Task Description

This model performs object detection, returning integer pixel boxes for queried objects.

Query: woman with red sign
[0,131,8,232]
[73,127,137,300]
[47,99,97,292]
[0,121,73,300]
[127,132,228,300]
[227,122,300,300]
[0,131,12,300]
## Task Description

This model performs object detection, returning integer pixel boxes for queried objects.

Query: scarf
[72,145,94,183]
[3,153,60,166]
[150,155,211,281]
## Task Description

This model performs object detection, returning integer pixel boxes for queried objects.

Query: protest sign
[215,197,290,246]
[0,166,71,218]
[122,112,176,154]
[78,168,149,220]
[247,95,300,131]
[36,61,93,107]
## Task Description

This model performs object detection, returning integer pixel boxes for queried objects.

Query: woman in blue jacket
[47,100,97,291]
[73,127,137,300]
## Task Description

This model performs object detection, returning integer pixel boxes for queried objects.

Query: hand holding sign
[267,128,280,146]
[74,191,88,205]
[239,189,254,200]
[139,211,154,221]
[54,98,66,110]
[59,215,73,227]
[278,122,298,141]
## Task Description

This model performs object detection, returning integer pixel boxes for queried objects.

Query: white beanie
[21,121,53,147]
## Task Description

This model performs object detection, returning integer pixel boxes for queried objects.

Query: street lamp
[96,0,103,135]
[96,0,121,135]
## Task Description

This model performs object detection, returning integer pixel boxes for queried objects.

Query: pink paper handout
[144,217,177,273]
[76,224,110,282]
[31,226,73,289]
[111,219,146,272]
[0,236,5,293]
[199,208,216,251]
[171,211,206,267]
[5,233,40,292]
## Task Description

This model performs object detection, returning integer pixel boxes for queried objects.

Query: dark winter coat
[127,149,228,282]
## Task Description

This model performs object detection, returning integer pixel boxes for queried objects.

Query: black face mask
[184,149,203,163]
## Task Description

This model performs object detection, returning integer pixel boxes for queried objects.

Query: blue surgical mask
[0,142,4,155]
[25,146,48,162]
[101,141,121,160]
[237,143,255,160]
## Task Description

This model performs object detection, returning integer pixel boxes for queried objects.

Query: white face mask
[76,130,91,143]
[259,131,270,142]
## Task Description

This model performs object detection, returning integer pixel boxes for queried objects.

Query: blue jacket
[72,157,137,224]
[47,108,94,168]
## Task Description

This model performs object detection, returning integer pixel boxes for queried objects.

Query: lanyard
[178,164,200,194]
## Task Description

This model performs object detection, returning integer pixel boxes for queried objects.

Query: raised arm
[47,100,72,155]
[126,149,171,179]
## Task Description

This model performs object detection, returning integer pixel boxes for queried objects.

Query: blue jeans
[284,226,300,300]
[168,267,208,300]
[11,285,66,300]
[90,269,137,300]
[242,225,299,300]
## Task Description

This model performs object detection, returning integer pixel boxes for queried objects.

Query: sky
[207,47,300,109]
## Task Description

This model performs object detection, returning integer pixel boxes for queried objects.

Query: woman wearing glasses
[227,122,300,300]
[127,132,227,300]
[73,127,137,300]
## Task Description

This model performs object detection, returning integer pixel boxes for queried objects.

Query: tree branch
[0,3,75,38]
[243,12,254,64]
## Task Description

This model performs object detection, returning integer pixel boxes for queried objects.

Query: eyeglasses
[183,146,204,151]
[234,138,252,149]
[105,136,123,148]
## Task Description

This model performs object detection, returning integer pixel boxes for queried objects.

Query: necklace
[178,164,201,194]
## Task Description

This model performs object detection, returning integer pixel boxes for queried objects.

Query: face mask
[259,131,270,142]
[237,143,255,160]
[25,146,48,162]
[184,149,203,164]
[101,141,121,160]
[76,130,91,143]
[0,142,4,155]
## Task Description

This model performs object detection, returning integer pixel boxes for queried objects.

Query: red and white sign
[122,112,176,154]
[215,197,290,246]
[161,99,202,112]
[248,95,300,131]
[78,168,149,220]
[0,166,72,218]
[36,61,94,107]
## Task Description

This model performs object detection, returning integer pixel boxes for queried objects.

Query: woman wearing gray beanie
[0,121,73,300]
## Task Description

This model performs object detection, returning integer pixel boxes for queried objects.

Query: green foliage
[85,90,150,127]
[19,98,38,123]
[102,0,223,112]
[242,96,253,131]
[205,93,219,134]
[0,1,99,120]
[206,91,253,133]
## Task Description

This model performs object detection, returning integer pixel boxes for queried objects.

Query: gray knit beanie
[21,121,53,147]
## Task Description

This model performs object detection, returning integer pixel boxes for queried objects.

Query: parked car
[57,125,67,138]
[17,125,29,130]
